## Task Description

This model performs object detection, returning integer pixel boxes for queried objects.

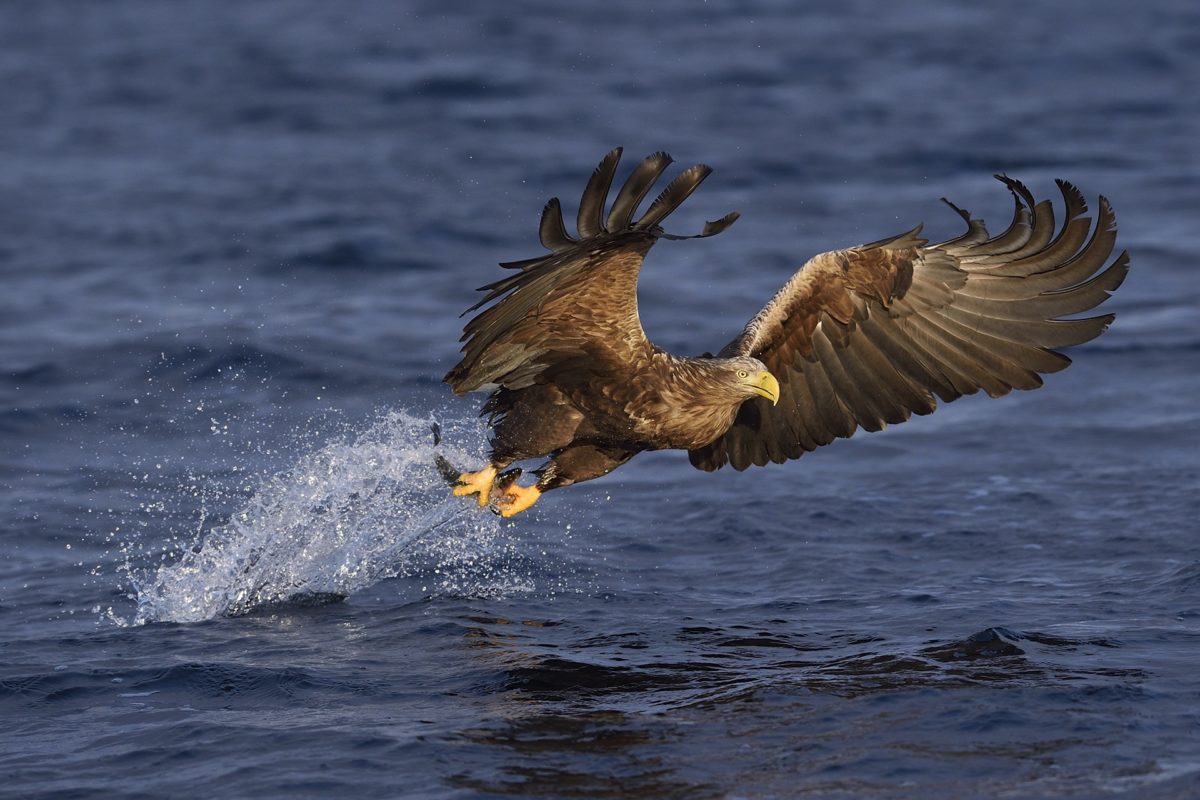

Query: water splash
[129,410,501,624]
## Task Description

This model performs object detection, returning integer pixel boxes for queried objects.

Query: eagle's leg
[490,444,639,518]
[452,464,500,507]
[537,444,639,491]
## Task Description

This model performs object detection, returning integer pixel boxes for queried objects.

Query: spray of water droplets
[123,410,510,624]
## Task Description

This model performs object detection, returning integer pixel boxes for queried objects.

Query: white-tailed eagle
[445,149,1127,516]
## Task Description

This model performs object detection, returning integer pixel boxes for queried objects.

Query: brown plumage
[444,149,1128,516]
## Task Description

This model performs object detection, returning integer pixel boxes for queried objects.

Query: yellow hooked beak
[749,370,780,405]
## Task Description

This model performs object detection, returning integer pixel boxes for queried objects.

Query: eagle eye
[736,369,749,379]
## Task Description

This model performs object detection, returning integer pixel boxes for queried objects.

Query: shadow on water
[450,711,724,800]
[439,618,1150,797]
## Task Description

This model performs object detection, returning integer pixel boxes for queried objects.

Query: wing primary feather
[577,147,622,238]
[538,198,575,252]
[942,304,1115,349]
[933,199,990,248]
[916,312,1043,393]
[985,215,1092,276]
[1021,251,1130,317]
[660,211,742,240]
[928,308,1069,375]
[498,255,548,271]
[994,175,1038,213]
[634,164,713,230]
[961,187,1032,258]
[1007,198,1056,258]
[701,212,741,237]
[959,204,1119,301]
[980,181,1091,275]
[952,177,1052,262]
[606,151,674,231]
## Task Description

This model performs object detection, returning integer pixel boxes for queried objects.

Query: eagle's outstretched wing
[445,148,738,394]
[689,177,1129,471]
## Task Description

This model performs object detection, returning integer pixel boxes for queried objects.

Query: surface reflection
[449,711,722,799]
[443,614,1149,796]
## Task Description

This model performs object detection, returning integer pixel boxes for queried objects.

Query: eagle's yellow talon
[494,484,542,518]
[453,465,497,507]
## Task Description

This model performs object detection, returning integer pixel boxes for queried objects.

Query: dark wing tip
[659,210,741,241]
[1097,195,1117,232]
[576,147,624,238]
[634,163,714,231]
[538,197,575,253]
[702,211,740,236]
[993,174,1037,210]
[940,196,970,222]
[606,150,675,231]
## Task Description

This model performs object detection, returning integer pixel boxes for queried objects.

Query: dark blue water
[3,2,1199,797]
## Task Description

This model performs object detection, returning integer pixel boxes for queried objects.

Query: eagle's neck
[627,353,749,450]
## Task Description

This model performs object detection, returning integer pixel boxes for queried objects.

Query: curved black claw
[494,467,523,491]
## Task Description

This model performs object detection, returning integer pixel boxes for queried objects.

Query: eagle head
[726,357,780,405]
